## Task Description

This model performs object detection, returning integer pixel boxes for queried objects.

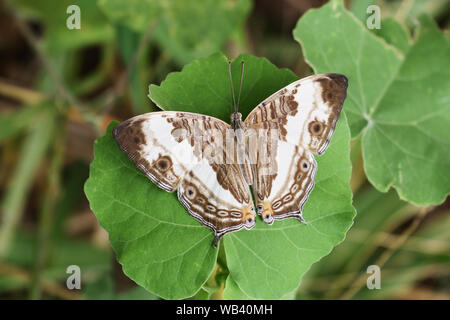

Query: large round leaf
[85,53,355,299]
[294,0,450,205]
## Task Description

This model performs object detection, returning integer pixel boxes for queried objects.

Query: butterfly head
[228,60,246,129]
[230,112,243,130]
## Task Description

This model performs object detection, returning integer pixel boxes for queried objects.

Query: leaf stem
[99,21,158,115]
[339,206,430,299]
[0,261,81,300]
[3,0,100,130]
[0,108,55,257]
[29,126,63,299]
[0,79,46,105]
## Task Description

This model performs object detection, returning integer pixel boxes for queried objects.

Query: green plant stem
[99,21,157,115]
[4,0,101,131]
[347,226,450,255]
[339,206,430,299]
[0,79,46,105]
[320,190,413,299]
[395,0,414,22]
[0,261,81,300]
[349,135,366,193]
[0,109,55,257]
[29,128,63,299]
[5,0,79,109]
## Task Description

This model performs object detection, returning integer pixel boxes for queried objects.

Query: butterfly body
[113,73,348,246]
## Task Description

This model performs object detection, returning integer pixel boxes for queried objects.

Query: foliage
[15,0,114,51]
[294,0,450,206]
[99,0,252,65]
[0,0,449,300]
[85,53,355,299]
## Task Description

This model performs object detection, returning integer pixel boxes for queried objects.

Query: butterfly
[113,62,348,247]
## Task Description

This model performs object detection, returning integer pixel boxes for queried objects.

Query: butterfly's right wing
[113,111,255,246]
[244,73,348,223]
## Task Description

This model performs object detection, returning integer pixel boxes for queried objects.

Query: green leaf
[223,112,354,299]
[115,25,152,114]
[0,106,55,257]
[86,53,355,299]
[0,230,112,294]
[99,0,252,65]
[0,106,44,143]
[85,122,218,299]
[376,0,450,25]
[223,276,250,300]
[350,0,376,22]
[372,18,411,54]
[297,186,410,298]
[83,276,115,300]
[149,53,299,122]
[294,0,450,205]
[8,232,111,279]
[97,0,160,31]
[15,0,113,51]
[84,275,158,300]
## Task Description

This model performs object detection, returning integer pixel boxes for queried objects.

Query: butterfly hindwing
[179,161,256,246]
[244,73,348,223]
[251,139,317,223]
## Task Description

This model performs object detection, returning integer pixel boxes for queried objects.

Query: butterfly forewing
[113,112,204,191]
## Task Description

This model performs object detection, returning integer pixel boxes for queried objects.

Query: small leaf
[115,25,152,114]
[149,53,299,121]
[0,106,56,257]
[0,105,44,143]
[15,0,113,51]
[372,18,411,54]
[294,0,450,205]
[84,276,158,300]
[223,276,251,299]
[86,53,355,299]
[349,0,376,23]
[99,0,252,64]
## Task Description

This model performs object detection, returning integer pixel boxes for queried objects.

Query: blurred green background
[0,0,449,300]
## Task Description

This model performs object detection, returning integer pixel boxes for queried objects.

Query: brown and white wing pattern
[244,73,348,223]
[179,161,256,246]
[113,111,256,246]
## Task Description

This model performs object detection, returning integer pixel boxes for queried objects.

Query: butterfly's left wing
[244,73,348,223]
[113,111,256,246]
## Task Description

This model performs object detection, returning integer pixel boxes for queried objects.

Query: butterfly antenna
[237,61,245,112]
[228,60,238,115]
